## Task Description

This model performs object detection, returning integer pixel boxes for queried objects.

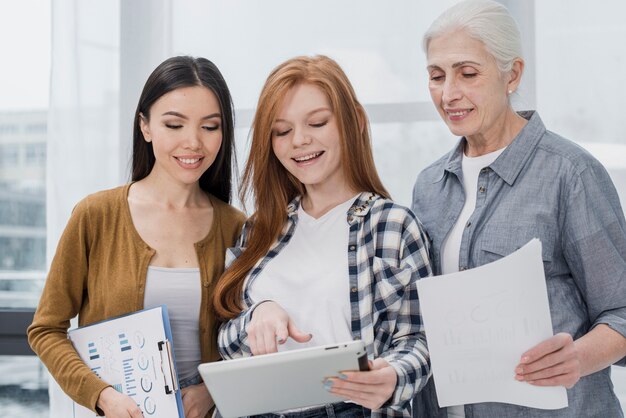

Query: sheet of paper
[69,306,182,417]
[416,239,568,410]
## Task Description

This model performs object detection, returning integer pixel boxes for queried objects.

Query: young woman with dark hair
[28,56,245,418]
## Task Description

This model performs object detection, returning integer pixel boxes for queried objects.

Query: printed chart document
[68,306,183,417]
[416,239,568,410]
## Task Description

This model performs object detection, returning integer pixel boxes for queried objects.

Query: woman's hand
[248,301,311,355]
[515,332,581,388]
[324,358,397,410]
[181,383,213,418]
[96,386,144,417]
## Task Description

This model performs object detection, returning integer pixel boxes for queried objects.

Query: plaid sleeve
[217,301,270,359]
[217,220,256,359]
[378,207,433,411]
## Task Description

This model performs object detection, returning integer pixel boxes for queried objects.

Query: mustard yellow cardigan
[28,184,245,413]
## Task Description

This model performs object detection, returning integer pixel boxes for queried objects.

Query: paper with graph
[68,306,183,417]
[416,239,568,410]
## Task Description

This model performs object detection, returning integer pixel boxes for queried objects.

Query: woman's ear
[139,113,151,142]
[507,58,525,94]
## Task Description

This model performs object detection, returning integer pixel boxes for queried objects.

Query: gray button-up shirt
[411,111,626,417]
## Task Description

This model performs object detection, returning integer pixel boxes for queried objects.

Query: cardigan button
[202,282,209,288]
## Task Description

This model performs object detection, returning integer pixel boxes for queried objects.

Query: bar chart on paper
[68,306,183,417]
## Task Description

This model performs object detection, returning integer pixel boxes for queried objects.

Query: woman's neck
[300,185,359,219]
[133,172,208,210]
[465,109,527,157]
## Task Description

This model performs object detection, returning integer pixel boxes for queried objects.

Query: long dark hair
[131,56,236,203]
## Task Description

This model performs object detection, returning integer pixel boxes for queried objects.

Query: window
[25,143,46,165]
[0,124,19,135]
[0,145,19,166]
[0,1,50,416]
[25,123,47,134]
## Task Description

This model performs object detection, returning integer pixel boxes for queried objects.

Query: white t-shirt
[143,266,201,380]
[248,195,359,351]
[441,148,505,275]
[441,147,505,417]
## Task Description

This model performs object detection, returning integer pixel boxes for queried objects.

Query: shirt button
[466,221,472,228]
[349,245,356,251]
[481,168,488,173]
[479,186,486,193]
[351,287,358,293]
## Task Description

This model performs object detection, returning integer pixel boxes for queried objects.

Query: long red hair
[213,55,389,320]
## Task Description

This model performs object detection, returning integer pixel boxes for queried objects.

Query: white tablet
[198,340,369,417]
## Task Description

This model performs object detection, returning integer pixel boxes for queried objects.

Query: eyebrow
[427,61,482,71]
[274,107,331,123]
[453,60,481,68]
[161,111,221,120]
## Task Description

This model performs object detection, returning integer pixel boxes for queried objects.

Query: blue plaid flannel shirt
[218,192,433,417]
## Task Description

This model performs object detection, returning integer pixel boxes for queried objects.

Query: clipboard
[199,340,369,417]
[68,305,184,417]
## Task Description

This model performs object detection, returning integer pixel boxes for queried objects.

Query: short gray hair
[423,0,523,73]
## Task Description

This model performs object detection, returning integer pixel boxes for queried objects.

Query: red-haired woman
[213,55,432,418]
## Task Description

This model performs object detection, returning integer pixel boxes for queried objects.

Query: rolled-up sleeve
[562,162,626,365]
[376,211,432,411]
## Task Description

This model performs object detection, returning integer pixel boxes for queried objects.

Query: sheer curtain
[47,1,121,416]
[47,0,120,258]
[47,1,176,415]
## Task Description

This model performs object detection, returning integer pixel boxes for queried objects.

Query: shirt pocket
[371,257,413,327]
[480,223,556,274]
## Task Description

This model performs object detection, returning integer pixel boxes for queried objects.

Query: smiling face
[140,85,222,187]
[427,29,520,145]
[271,83,346,194]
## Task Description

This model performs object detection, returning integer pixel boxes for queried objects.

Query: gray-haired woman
[411,1,626,417]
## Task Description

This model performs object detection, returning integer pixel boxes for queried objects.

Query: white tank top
[143,266,201,380]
